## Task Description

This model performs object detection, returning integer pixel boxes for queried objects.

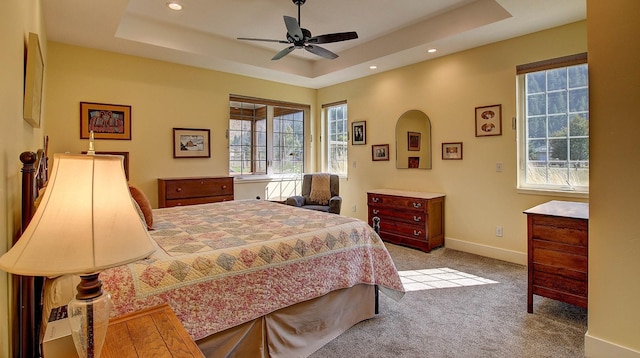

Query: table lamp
[0,153,156,358]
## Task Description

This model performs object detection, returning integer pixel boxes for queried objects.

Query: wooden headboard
[14,137,48,358]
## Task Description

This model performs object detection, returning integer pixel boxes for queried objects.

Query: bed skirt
[196,284,376,358]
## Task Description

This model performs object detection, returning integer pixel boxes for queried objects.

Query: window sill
[517,187,589,199]
[233,175,301,184]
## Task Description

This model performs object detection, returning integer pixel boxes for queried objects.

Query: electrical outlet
[496,162,503,172]
[352,205,357,212]
[352,161,357,168]
[495,226,503,237]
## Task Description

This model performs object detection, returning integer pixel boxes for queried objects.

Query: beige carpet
[311,243,588,358]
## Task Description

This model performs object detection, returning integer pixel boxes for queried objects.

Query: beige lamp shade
[0,153,156,276]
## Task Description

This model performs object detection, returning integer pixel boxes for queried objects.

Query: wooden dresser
[524,200,589,313]
[102,304,204,357]
[158,176,234,208]
[367,189,445,253]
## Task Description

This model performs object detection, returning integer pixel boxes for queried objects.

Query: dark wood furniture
[16,145,48,358]
[157,176,234,208]
[102,304,204,358]
[524,200,589,313]
[367,189,445,252]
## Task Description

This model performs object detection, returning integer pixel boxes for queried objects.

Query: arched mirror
[396,110,431,169]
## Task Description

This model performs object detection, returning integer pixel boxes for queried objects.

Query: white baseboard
[444,237,527,266]
[585,331,640,358]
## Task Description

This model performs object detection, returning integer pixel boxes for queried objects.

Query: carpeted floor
[310,243,588,358]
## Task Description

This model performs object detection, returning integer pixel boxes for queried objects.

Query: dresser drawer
[530,216,588,247]
[378,219,427,239]
[368,194,427,212]
[164,195,234,208]
[369,206,426,225]
[158,177,234,208]
[165,178,232,199]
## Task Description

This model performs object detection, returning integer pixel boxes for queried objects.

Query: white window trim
[229,95,309,179]
[515,54,589,197]
[322,101,349,178]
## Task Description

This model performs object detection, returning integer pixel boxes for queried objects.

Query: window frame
[322,100,349,177]
[229,95,309,179]
[516,53,589,197]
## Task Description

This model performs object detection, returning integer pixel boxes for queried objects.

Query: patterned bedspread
[101,200,405,340]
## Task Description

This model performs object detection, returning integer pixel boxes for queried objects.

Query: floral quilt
[101,200,405,340]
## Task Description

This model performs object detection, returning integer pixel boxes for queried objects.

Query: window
[323,101,348,176]
[229,96,307,177]
[516,53,589,194]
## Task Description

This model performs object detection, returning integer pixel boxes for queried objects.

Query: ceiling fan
[237,0,358,60]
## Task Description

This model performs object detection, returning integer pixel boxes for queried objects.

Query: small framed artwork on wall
[475,104,502,137]
[80,102,132,140]
[408,132,421,151]
[442,142,463,160]
[173,128,211,158]
[372,144,390,161]
[352,121,366,145]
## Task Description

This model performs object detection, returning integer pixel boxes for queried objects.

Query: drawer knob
[200,181,204,184]
[222,185,227,189]
[373,209,380,215]
[372,197,380,203]
[413,202,422,208]
[176,187,182,192]
[413,216,422,222]
[413,230,422,236]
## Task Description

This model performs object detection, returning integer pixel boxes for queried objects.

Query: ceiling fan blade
[308,31,358,44]
[237,37,290,44]
[284,16,304,41]
[304,45,338,60]
[272,46,296,60]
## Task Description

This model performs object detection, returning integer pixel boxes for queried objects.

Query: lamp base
[68,273,112,358]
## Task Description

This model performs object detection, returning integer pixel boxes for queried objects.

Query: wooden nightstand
[102,304,204,358]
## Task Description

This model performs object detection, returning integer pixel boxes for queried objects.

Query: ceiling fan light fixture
[237,0,358,61]
[166,2,183,11]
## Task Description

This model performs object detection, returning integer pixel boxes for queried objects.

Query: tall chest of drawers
[157,176,234,208]
[524,200,588,313]
[367,189,445,253]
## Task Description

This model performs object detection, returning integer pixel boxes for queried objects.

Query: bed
[15,147,405,358]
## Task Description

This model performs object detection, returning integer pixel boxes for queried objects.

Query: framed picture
[24,33,44,128]
[372,144,390,161]
[408,131,421,151]
[82,151,130,179]
[442,142,463,160]
[352,121,366,145]
[475,104,502,137]
[408,157,420,168]
[80,102,132,140]
[173,128,211,158]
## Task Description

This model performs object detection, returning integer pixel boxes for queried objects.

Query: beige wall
[45,22,589,267]
[585,0,640,356]
[44,43,317,206]
[1,1,47,356]
[318,21,588,264]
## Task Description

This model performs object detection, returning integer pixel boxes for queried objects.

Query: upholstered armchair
[286,174,342,214]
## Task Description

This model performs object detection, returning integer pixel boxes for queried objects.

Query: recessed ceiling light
[427,48,437,53]
[369,65,378,70]
[166,2,183,11]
